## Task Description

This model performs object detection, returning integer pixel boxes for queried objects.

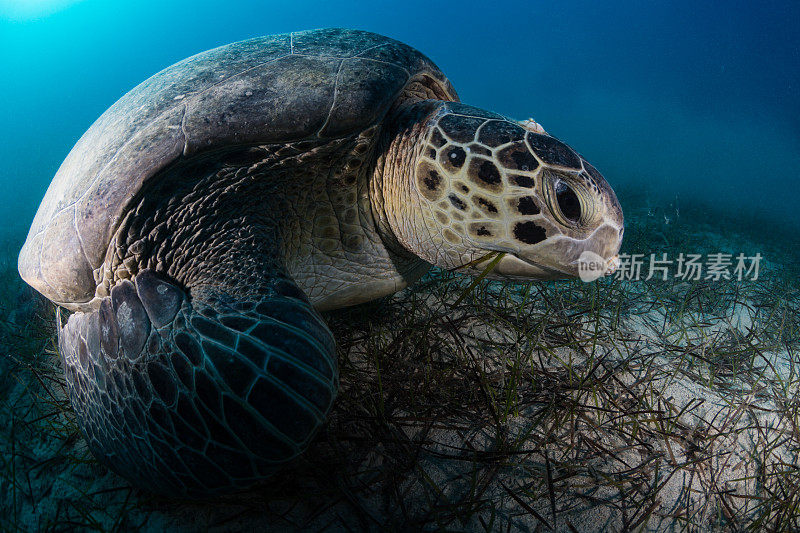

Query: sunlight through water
[0,0,82,20]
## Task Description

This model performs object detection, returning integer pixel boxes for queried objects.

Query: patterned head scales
[412,102,624,279]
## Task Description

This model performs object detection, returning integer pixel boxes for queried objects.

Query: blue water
[1,0,798,237]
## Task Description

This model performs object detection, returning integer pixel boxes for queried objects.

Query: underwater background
[1,1,800,531]
[1,0,798,238]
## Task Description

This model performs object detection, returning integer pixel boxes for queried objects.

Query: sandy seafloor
[1,196,799,532]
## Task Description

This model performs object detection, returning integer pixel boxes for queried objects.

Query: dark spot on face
[511,175,536,188]
[445,146,466,168]
[430,128,447,147]
[459,184,470,193]
[478,120,524,148]
[424,169,442,191]
[474,197,498,213]
[497,142,540,172]
[448,194,467,210]
[526,132,581,168]
[469,222,496,238]
[467,158,504,192]
[468,143,492,156]
[417,161,445,200]
[438,114,485,143]
[514,221,547,245]
[440,146,470,174]
[473,160,502,187]
[517,196,540,215]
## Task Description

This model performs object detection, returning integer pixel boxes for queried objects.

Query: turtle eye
[554,179,581,222]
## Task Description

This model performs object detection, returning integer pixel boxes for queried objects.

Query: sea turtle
[18,28,623,496]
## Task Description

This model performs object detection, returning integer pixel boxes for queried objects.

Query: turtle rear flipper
[58,269,337,496]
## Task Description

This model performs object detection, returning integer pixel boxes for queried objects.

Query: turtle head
[375,101,624,281]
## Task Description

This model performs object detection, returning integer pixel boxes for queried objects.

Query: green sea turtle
[18,28,623,496]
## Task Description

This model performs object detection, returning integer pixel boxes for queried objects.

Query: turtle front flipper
[58,269,337,496]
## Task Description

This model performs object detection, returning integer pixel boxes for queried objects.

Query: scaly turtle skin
[18,29,623,496]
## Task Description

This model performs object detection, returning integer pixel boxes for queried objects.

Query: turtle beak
[492,253,573,280]
[477,221,623,281]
